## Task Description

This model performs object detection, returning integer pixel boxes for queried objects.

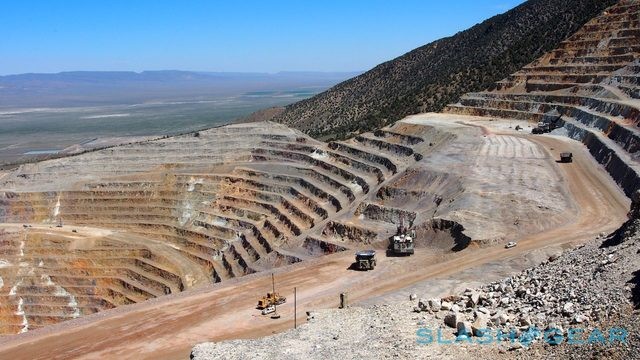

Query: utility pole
[271,273,280,319]
[294,287,297,329]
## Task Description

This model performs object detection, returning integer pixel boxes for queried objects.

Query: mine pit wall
[249,227,274,254]
[251,148,371,194]
[0,245,184,334]
[350,203,472,252]
[328,142,398,174]
[421,218,472,252]
[302,237,347,256]
[561,120,640,196]
[354,136,415,156]
[373,129,424,146]
[253,250,302,269]
[234,169,342,212]
[223,176,327,221]
[327,152,385,184]
[219,196,302,236]
[456,96,640,154]
[376,169,464,213]
[354,203,417,225]
[616,84,640,99]
[448,94,640,198]
[375,187,443,210]
[446,104,544,122]
[227,246,251,272]
[221,187,315,228]
[471,93,640,126]
[293,168,356,202]
[0,191,59,223]
[0,122,430,333]
[2,255,184,296]
[321,221,378,244]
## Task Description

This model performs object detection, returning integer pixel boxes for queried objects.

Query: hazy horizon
[0,70,361,108]
[0,70,356,165]
[0,69,364,77]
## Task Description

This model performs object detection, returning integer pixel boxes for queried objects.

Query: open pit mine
[0,1,638,359]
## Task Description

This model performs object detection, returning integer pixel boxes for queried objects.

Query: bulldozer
[256,291,286,309]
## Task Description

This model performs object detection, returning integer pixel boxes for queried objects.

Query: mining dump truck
[256,291,286,309]
[355,250,376,271]
[389,215,415,256]
[560,152,573,163]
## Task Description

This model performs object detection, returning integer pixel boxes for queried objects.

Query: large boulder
[468,291,481,307]
[444,311,462,328]
[418,298,442,312]
[428,298,442,312]
[418,298,429,311]
[457,321,473,337]
[562,302,575,316]
[491,311,509,325]
[472,314,489,337]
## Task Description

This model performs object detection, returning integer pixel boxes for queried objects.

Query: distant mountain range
[0,70,362,108]
[257,0,618,140]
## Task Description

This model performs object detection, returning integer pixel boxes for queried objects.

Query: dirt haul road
[0,125,629,360]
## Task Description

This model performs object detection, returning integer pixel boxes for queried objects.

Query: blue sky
[1,0,525,75]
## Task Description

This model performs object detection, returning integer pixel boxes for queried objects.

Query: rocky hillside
[258,0,618,140]
[191,193,640,359]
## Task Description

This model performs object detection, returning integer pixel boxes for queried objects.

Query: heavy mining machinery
[256,274,286,310]
[355,250,376,271]
[532,109,562,134]
[389,215,415,256]
[560,152,573,163]
[256,292,286,309]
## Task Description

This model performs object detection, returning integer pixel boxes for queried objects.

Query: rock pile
[414,229,638,348]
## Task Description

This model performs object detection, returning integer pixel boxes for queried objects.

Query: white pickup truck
[261,305,276,315]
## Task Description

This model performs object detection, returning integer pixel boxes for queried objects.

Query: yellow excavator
[256,274,286,310]
[256,291,286,309]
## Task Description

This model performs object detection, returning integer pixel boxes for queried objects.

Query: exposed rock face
[629,190,640,220]
[604,189,640,247]
[0,121,437,334]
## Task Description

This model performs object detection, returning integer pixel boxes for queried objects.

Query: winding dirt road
[0,126,629,360]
